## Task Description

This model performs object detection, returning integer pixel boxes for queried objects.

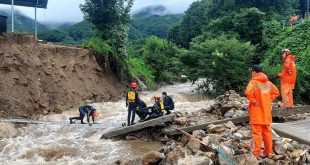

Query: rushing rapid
[0,81,214,164]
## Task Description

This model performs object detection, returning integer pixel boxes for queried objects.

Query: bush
[181,36,255,96]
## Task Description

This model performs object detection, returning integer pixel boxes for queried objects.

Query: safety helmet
[130,82,138,89]
[281,48,291,54]
[154,96,161,101]
[93,111,99,118]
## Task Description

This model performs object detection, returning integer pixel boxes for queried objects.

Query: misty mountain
[129,14,183,40]
[133,5,171,18]
[0,9,47,33]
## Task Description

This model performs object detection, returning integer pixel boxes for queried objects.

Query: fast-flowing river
[0,81,214,164]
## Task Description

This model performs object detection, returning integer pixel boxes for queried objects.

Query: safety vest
[128,91,136,102]
[160,101,164,111]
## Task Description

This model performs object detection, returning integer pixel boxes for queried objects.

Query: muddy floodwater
[0,81,214,164]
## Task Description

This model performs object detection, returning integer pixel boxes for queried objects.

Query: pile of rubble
[210,90,249,119]
[120,121,310,165]
[172,90,248,127]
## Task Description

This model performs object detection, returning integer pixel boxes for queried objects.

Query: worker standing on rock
[162,92,175,115]
[126,82,139,126]
[245,65,280,158]
[69,105,99,124]
[277,49,297,109]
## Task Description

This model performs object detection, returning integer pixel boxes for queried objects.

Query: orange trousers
[250,124,273,157]
[281,83,294,108]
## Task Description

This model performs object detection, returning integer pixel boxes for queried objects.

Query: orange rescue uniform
[245,72,280,157]
[278,55,296,108]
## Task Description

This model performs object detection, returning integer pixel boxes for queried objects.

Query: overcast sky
[0,0,197,23]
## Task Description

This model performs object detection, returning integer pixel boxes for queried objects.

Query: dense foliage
[262,21,310,103]
[80,0,134,81]
[180,37,255,95]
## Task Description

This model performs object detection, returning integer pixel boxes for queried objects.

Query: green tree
[142,36,179,82]
[80,0,134,80]
[180,36,255,96]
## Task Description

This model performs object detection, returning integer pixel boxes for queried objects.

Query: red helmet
[130,82,138,89]
[92,111,99,118]
[154,96,161,101]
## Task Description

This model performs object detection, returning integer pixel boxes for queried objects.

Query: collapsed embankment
[0,33,124,118]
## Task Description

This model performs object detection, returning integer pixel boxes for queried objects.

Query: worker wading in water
[69,105,99,125]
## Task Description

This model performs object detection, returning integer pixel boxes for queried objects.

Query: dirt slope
[0,33,124,118]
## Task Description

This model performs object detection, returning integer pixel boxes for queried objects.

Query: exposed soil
[0,33,124,118]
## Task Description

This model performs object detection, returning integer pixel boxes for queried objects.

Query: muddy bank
[0,33,124,118]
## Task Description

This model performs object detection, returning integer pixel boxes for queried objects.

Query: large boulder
[142,151,165,165]
[0,122,19,139]
[187,138,202,154]
[207,124,226,133]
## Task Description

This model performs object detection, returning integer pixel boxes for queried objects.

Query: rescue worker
[142,96,164,121]
[126,82,139,126]
[135,89,148,120]
[277,49,297,109]
[162,92,175,115]
[69,105,99,124]
[245,65,280,158]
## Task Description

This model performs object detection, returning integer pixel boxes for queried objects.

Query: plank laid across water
[164,106,310,136]
[101,114,175,139]
[272,119,310,145]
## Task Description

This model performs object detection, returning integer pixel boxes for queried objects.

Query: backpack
[128,91,136,102]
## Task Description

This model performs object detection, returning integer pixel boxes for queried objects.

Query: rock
[232,133,243,140]
[224,110,235,118]
[225,121,238,131]
[125,135,138,140]
[42,110,49,115]
[174,117,188,125]
[181,134,191,146]
[142,151,165,165]
[0,122,19,139]
[274,143,288,155]
[120,158,143,165]
[238,130,251,139]
[235,154,259,165]
[202,136,210,145]
[187,138,201,154]
[289,149,304,159]
[264,158,275,165]
[220,104,235,115]
[198,108,210,113]
[192,130,206,138]
[218,145,234,165]
[234,110,248,117]
[204,152,216,159]
[164,148,183,165]
[178,155,213,165]
[207,124,226,134]
[273,154,285,160]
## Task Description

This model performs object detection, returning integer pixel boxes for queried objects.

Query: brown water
[0,81,214,164]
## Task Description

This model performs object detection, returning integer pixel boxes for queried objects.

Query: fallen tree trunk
[101,114,175,139]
